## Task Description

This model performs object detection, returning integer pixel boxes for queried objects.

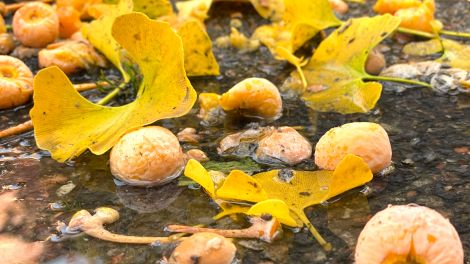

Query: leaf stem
[293,209,331,251]
[96,82,127,105]
[364,75,432,88]
[440,30,470,39]
[396,27,436,39]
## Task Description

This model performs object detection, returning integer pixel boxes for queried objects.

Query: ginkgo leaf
[184,154,372,247]
[403,38,470,70]
[30,13,196,162]
[216,170,268,202]
[185,159,216,198]
[282,14,401,113]
[247,199,298,227]
[253,0,341,56]
[176,20,220,76]
[176,0,212,22]
[249,0,284,21]
[133,0,173,18]
[81,0,133,81]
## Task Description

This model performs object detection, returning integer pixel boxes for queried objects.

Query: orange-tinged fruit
[355,204,464,264]
[57,6,82,39]
[220,78,282,120]
[56,0,103,19]
[168,232,236,264]
[395,3,442,33]
[315,122,392,173]
[110,126,185,187]
[0,33,15,55]
[0,15,6,34]
[373,0,422,14]
[328,0,348,15]
[0,55,33,109]
[38,40,107,74]
[12,2,59,48]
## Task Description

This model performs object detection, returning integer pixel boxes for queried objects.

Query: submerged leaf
[203,159,262,174]
[81,0,133,81]
[31,13,196,162]
[282,14,401,113]
[403,39,470,70]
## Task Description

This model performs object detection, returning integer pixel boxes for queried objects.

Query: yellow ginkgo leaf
[403,38,470,70]
[213,202,250,220]
[184,159,216,198]
[253,0,341,56]
[176,0,212,22]
[282,14,401,113]
[249,0,284,21]
[81,0,133,81]
[30,13,196,162]
[247,199,298,227]
[216,170,268,203]
[177,20,220,76]
[133,0,173,18]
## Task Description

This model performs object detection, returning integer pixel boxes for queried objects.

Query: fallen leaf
[404,38,470,71]
[281,14,401,113]
[81,0,133,81]
[185,159,216,198]
[247,199,298,226]
[176,20,220,76]
[30,13,196,162]
[133,0,173,18]
[185,154,373,246]
[176,0,212,22]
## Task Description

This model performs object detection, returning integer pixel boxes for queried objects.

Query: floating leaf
[217,170,268,202]
[185,154,373,247]
[247,199,298,227]
[185,159,216,198]
[81,0,133,81]
[403,38,470,70]
[176,20,220,76]
[282,14,401,113]
[30,13,196,162]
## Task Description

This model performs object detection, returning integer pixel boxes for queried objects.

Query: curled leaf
[31,13,196,162]
[247,199,298,227]
[185,159,216,198]
[81,0,133,81]
[282,14,401,113]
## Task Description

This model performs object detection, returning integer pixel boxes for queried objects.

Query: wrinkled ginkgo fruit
[30,13,196,162]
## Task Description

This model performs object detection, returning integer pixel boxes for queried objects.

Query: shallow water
[1,1,469,263]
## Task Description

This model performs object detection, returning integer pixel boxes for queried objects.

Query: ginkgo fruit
[38,40,107,74]
[57,6,82,39]
[0,55,33,109]
[13,2,59,48]
[220,78,283,120]
[110,126,185,186]
[315,122,392,173]
[355,205,464,264]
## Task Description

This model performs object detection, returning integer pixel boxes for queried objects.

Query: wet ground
[1,1,470,263]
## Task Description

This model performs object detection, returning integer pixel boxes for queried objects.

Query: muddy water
[1,1,469,263]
